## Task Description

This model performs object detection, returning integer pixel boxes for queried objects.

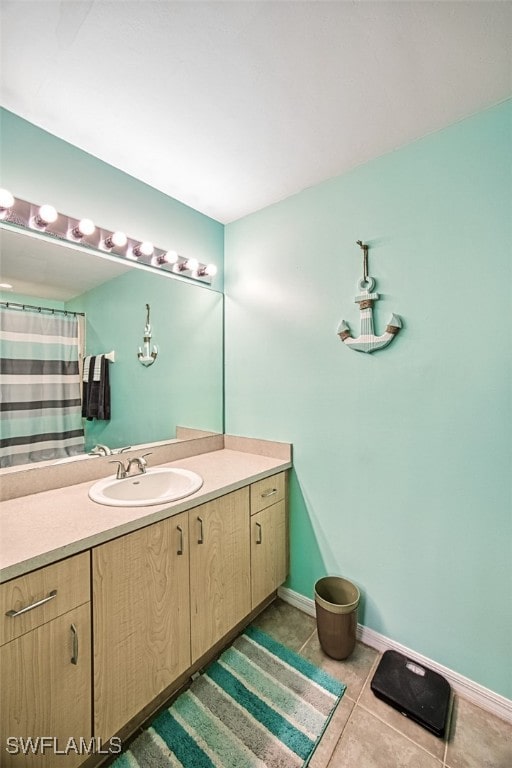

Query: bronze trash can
[315,576,360,660]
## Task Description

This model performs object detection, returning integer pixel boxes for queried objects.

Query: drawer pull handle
[6,589,57,618]
[256,522,263,544]
[261,488,277,499]
[177,525,184,555]
[70,623,79,665]
[197,517,204,544]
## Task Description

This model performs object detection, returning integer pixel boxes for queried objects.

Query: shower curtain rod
[0,301,85,317]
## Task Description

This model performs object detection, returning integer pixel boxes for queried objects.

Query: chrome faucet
[90,444,113,457]
[91,444,131,457]
[109,452,152,479]
[127,453,152,476]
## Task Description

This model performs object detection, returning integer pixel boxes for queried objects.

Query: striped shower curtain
[0,307,85,467]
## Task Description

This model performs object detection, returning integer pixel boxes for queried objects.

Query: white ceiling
[1,1,511,224]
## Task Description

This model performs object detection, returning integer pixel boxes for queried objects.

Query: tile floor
[252,599,512,768]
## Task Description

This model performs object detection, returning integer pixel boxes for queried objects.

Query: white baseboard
[278,586,512,724]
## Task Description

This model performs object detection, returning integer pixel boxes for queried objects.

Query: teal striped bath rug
[112,625,345,768]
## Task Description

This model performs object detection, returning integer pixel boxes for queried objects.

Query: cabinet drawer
[250,472,286,515]
[0,552,90,646]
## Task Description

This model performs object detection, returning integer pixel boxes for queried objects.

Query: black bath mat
[371,650,451,738]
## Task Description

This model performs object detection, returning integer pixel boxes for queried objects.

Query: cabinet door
[190,488,250,663]
[251,500,288,608]
[1,603,91,768]
[93,512,190,740]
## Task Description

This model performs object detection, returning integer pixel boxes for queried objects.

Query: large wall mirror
[0,225,224,469]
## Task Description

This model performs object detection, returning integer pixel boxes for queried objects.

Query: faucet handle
[126,453,152,475]
[116,446,132,454]
[137,452,152,472]
[109,460,127,479]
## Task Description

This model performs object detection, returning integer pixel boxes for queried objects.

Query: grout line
[325,694,361,767]
[442,692,457,768]
[318,717,345,768]
[297,626,317,655]
[356,699,445,764]
[443,722,448,767]
[323,651,381,767]
[355,650,381,705]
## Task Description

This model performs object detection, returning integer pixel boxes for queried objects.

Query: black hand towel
[82,355,111,421]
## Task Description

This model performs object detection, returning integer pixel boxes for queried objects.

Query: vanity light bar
[0,190,217,285]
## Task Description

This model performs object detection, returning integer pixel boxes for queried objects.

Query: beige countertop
[0,448,291,583]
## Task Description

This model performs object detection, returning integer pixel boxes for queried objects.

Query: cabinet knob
[197,517,204,544]
[261,488,277,499]
[256,522,263,544]
[177,525,184,555]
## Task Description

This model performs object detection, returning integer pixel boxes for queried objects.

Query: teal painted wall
[225,101,512,698]
[67,268,223,450]
[0,109,224,291]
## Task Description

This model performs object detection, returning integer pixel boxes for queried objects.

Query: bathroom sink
[89,467,203,507]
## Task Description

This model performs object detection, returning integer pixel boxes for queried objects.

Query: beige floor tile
[445,696,512,768]
[251,598,317,650]
[329,706,444,767]
[251,600,512,768]
[309,695,355,768]
[357,668,447,761]
[300,631,379,700]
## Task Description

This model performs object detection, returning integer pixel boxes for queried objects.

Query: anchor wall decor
[337,241,402,353]
[137,303,158,367]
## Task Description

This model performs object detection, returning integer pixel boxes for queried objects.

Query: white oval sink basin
[89,468,203,507]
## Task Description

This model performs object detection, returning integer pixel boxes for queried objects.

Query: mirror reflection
[0,226,224,469]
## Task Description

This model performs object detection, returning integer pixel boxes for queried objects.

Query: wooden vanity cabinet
[0,553,91,767]
[92,510,190,741]
[250,472,288,608]
[0,468,288,758]
[189,487,251,662]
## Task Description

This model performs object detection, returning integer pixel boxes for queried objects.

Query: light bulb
[198,263,218,277]
[104,231,127,249]
[163,250,178,264]
[180,257,198,272]
[72,218,95,238]
[153,249,178,266]
[133,241,154,258]
[36,204,58,227]
[0,189,14,211]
